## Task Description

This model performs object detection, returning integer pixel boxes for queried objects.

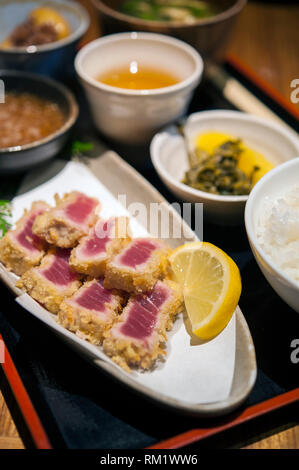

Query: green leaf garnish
[71,140,94,156]
[0,200,12,238]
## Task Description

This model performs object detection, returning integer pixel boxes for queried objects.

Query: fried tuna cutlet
[0,201,50,276]
[58,278,125,345]
[104,238,171,294]
[32,191,100,248]
[16,247,82,314]
[103,280,183,372]
[69,217,131,278]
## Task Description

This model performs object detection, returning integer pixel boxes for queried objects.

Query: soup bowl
[92,0,246,62]
[75,32,203,144]
[0,70,78,174]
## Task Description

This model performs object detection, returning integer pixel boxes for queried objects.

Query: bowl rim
[245,157,299,291]
[75,31,204,97]
[0,70,79,154]
[0,0,90,54]
[92,0,247,29]
[150,109,299,203]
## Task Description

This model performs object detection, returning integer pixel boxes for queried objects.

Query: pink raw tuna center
[16,210,44,252]
[64,194,97,225]
[119,240,158,268]
[120,283,169,339]
[42,249,78,286]
[75,280,113,313]
[82,221,113,256]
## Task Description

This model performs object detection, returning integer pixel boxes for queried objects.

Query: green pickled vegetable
[120,0,216,23]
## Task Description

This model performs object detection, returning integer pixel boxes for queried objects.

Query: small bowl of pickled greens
[120,0,216,24]
[93,1,247,62]
[150,110,299,225]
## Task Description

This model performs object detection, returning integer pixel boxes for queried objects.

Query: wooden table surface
[0,0,298,450]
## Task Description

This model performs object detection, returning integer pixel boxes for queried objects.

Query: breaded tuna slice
[103,280,183,372]
[69,216,131,278]
[32,191,100,248]
[58,278,125,345]
[104,238,171,293]
[0,201,50,276]
[16,248,82,314]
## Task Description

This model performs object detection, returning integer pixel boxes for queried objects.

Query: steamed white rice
[256,184,299,283]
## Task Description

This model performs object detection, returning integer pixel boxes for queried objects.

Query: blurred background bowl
[92,0,246,62]
[75,32,203,144]
[0,70,78,174]
[245,158,299,313]
[0,0,89,78]
[150,110,299,225]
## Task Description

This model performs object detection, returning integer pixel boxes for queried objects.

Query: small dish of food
[150,110,299,224]
[75,32,203,144]
[92,0,246,62]
[0,0,89,77]
[0,70,78,173]
[245,158,299,313]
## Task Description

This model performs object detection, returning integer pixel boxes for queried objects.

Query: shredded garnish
[0,200,12,237]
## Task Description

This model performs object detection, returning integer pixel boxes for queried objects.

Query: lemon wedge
[170,242,241,340]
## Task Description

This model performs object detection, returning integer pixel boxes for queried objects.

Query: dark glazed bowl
[92,0,246,62]
[0,0,89,78]
[0,70,78,174]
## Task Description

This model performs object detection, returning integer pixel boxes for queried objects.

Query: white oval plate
[0,151,257,416]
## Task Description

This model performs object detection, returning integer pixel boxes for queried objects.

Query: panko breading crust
[104,240,171,294]
[69,217,131,278]
[16,248,82,314]
[58,279,125,345]
[103,280,183,372]
[0,201,49,276]
[33,192,100,248]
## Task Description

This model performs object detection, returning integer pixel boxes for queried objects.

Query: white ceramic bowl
[150,110,299,225]
[75,32,203,144]
[245,158,299,313]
